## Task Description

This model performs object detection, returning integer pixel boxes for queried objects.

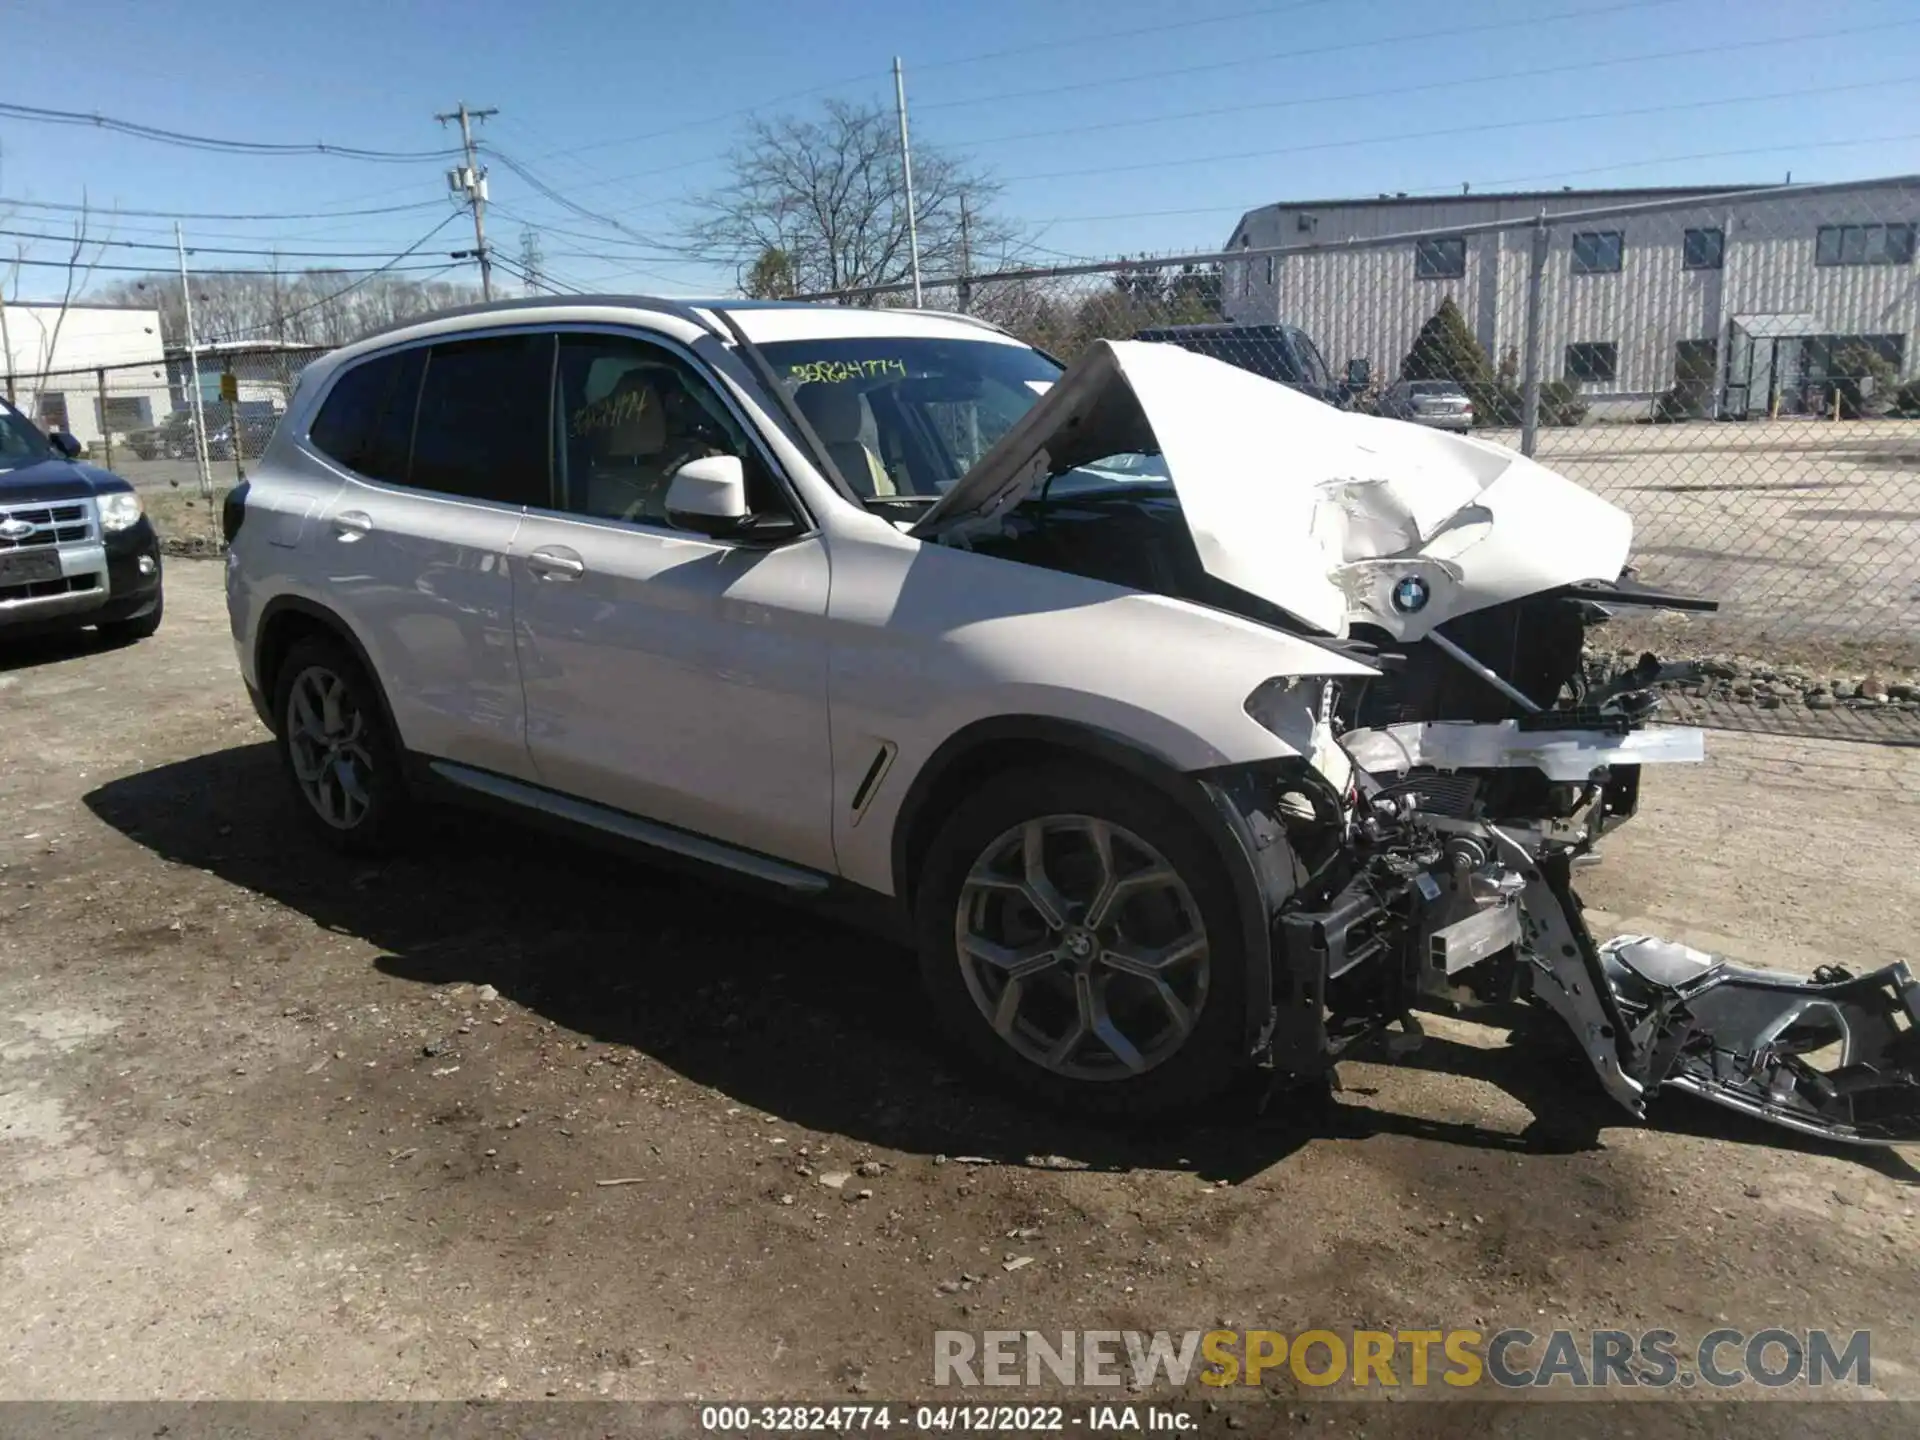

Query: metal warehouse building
[1221,178,1920,419]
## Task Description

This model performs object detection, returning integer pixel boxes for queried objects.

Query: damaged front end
[915,337,1920,1145]
[1270,765,1920,1145]
[1287,587,1920,1146]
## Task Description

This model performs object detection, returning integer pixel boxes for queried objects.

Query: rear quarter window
[307,348,426,484]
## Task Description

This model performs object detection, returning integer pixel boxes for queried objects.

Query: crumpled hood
[912,339,1632,638]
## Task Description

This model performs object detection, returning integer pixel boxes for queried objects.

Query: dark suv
[1132,322,1368,408]
[0,398,164,644]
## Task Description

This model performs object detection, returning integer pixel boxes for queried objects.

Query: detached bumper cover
[1602,937,1920,1145]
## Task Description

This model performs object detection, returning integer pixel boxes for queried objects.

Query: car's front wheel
[272,635,407,854]
[914,764,1250,1119]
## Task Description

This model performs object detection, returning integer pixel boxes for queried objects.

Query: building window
[1814,222,1915,267]
[1571,231,1624,275]
[36,392,69,432]
[1565,342,1618,384]
[1414,236,1466,280]
[97,395,154,432]
[1265,255,1276,286]
[1683,228,1724,270]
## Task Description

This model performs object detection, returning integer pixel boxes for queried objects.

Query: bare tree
[685,99,1017,296]
[0,245,19,403]
[28,199,107,407]
[92,270,485,350]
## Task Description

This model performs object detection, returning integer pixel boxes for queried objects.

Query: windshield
[756,336,1061,499]
[0,398,53,471]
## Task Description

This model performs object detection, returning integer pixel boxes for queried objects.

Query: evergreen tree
[1400,297,1491,383]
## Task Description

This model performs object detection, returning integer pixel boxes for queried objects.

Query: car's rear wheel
[914,765,1249,1119]
[272,635,407,854]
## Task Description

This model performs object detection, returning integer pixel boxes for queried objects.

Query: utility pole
[175,223,213,500]
[892,57,923,308]
[957,194,973,315]
[437,102,498,300]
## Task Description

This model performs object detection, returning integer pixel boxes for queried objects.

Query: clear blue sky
[2,0,1917,300]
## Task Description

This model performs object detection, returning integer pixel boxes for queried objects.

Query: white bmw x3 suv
[225,296,1920,1139]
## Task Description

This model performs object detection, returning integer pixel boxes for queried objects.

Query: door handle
[526,546,586,580]
[332,510,373,541]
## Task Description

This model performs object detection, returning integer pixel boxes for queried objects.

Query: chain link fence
[11,343,325,549]
[805,174,1920,743]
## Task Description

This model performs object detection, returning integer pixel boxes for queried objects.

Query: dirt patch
[144,488,228,556]
[2,560,1917,1402]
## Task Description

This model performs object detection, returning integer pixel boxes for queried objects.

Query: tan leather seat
[795,383,895,498]
[581,371,671,520]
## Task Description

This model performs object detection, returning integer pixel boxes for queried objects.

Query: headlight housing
[99,491,144,532]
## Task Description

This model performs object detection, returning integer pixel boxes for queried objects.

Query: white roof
[705,304,1024,347]
[326,298,1020,370]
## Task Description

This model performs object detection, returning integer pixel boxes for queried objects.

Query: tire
[913,764,1250,1120]
[271,634,408,855]
[96,591,163,645]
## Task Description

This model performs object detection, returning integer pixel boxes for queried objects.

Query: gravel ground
[2,559,1917,1410]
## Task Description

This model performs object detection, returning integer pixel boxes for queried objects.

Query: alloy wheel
[285,664,376,830]
[954,814,1209,1081]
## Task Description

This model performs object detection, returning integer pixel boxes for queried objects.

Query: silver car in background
[1379,379,1474,430]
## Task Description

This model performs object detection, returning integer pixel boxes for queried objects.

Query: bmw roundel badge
[1391,575,1431,613]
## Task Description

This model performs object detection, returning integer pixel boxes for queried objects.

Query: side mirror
[664,454,750,537]
[1344,358,1372,391]
[663,453,803,545]
[49,431,82,459]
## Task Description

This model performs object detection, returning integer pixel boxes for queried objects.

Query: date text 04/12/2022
[699,1404,1193,1432]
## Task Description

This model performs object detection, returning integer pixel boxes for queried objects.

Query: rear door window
[307,347,426,484]
[410,333,554,506]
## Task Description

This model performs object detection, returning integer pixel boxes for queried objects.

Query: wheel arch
[890,714,1291,1061]
[254,595,401,747]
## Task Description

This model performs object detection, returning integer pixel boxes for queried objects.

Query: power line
[519,73,888,167]
[208,215,467,341]
[915,0,1340,75]
[914,0,1682,113]
[1011,131,1920,230]
[458,0,1688,221]
[0,225,462,261]
[0,100,461,162]
[496,2,1337,183]
[997,73,1920,185]
[951,17,1920,151]
[489,251,577,295]
[481,147,670,247]
[486,206,693,258]
[3,253,456,278]
[0,194,449,223]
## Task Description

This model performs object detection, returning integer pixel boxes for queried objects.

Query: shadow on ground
[0,625,130,673]
[83,742,1909,1181]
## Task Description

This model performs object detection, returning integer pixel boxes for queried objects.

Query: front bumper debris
[1601,937,1920,1144]
[1265,750,1920,1146]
